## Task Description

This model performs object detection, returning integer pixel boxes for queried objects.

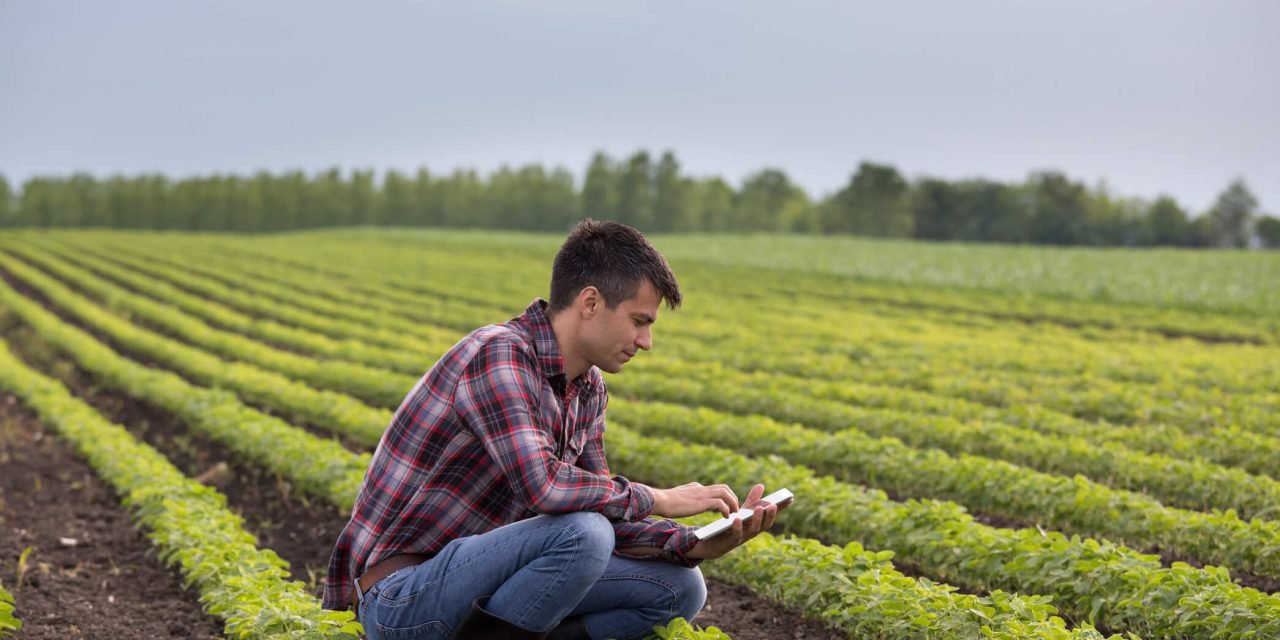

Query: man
[323,219,786,640]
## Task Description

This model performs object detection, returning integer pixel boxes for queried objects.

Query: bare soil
[0,396,225,639]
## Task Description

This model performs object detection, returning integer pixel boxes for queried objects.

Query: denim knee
[556,511,615,564]
[673,567,707,622]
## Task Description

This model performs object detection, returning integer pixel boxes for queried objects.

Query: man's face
[582,279,660,374]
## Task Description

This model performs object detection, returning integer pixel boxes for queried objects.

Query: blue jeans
[356,512,707,640]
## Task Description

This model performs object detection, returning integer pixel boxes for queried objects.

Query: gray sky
[2,0,1276,213]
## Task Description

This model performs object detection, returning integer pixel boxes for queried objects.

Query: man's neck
[550,312,590,381]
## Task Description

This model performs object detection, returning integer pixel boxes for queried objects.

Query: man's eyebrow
[632,313,655,324]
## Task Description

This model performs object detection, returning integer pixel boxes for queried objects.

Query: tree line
[1,151,1276,248]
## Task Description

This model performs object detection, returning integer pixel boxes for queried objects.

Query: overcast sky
[2,0,1276,213]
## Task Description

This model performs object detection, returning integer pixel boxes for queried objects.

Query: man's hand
[650,481,741,518]
[686,484,789,561]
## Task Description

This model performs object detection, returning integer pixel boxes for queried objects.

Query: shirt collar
[523,299,564,377]
[522,298,596,394]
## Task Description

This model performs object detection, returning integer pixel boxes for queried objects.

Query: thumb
[745,483,765,505]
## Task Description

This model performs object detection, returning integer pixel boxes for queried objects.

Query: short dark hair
[549,219,682,313]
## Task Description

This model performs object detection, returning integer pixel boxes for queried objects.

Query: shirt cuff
[661,523,703,568]
[623,480,655,522]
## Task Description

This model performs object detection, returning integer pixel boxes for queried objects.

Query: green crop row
[77,232,1280,437]
[0,253,1169,637]
[608,397,1280,581]
[0,273,1119,640]
[25,236,461,356]
[13,243,1278,582]
[4,255,1261,638]
[0,294,733,640]
[52,230,1280,435]
[35,240,432,375]
[54,234,1280,484]
[677,514,1126,639]
[30,236,1280,530]
[608,363,1280,522]
[17,242,1278,538]
[0,338,363,639]
[605,424,1280,639]
[0,249,399,444]
[29,236,1280,506]
[0,245,425,409]
[15,231,1280,634]
[639,354,1280,480]
[142,229,1280,348]
[0,274,369,508]
[17,240,1280,576]
[185,231,1280,391]
[48,235,502,338]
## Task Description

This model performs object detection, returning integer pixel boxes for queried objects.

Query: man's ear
[578,286,602,318]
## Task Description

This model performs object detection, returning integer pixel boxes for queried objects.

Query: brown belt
[353,553,432,609]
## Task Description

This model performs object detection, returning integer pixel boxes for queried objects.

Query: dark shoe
[452,596,550,640]
[545,615,590,640]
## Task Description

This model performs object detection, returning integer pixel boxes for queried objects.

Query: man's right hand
[650,482,740,518]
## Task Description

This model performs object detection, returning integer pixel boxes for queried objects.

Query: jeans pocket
[375,619,451,640]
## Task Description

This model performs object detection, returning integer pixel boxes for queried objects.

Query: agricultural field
[0,227,1279,639]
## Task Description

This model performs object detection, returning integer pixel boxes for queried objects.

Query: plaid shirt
[323,299,701,610]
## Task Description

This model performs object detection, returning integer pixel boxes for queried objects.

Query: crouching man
[323,219,786,640]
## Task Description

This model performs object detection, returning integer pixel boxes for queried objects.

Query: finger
[762,504,778,531]
[719,486,740,513]
[745,483,765,506]
[709,498,729,519]
[731,512,746,543]
[742,509,764,541]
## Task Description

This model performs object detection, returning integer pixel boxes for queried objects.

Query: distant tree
[436,168,485,227]
[0,174,15,226]
[312,168,349,228]
[960,180,1023,243]
[686,177,734,232]
[825,162,912,237]
[615,151,654,229]
[136,174,170,229]
[1147,196,1190,246]
[1257,216,1280,249]
[778,192,818,233]
[911,178,960,240]
[1186,215,1216,248]
[351,169,378,226]
[380,169,413,227]
[1080,182,1133,246]
[238,173,267,231]
[736,168,803,232]
[485,163,576,230]
[1026,171,1087,245]
[413,168,439,226]
[278,171,308,231]
[541,166,579,230]
[651,151,686,232]
[1208,178,1258,248]
[580,152,618,220]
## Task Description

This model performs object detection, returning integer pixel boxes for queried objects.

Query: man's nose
[636,327,652,351]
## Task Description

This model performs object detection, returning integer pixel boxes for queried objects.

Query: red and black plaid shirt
[323,299,700,610]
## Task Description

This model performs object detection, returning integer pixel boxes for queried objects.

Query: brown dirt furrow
[0,395,225,640]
